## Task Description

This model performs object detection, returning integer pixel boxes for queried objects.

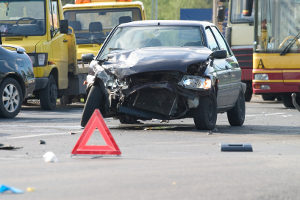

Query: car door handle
[63,39,68,43]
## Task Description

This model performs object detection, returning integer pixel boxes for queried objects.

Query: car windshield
[99,25,203,60]
[0,0,45,36]
[64,8,142,45]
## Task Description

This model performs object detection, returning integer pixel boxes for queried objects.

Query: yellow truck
[63,0,146,61]
[0,0,87,110]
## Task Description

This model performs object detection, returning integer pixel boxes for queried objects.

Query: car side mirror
[211,50,227,59]
[82,53,94,63]
[60,20,69,34]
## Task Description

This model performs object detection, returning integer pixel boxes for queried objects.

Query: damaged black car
[81,20,246,130]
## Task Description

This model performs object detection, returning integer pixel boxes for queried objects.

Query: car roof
[118,20,214,28]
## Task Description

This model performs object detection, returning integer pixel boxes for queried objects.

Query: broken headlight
[179,75,211,90]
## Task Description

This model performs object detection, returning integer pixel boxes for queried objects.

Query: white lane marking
[7,132,67,139]
[246,112,288,117]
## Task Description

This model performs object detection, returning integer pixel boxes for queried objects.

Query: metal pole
[212,0,217,24]
[155,0,158,20]
[151,0,154,20]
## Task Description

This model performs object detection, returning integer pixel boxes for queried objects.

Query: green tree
[140,0,212,20]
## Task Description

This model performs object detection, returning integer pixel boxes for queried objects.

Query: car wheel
[193,93,217,130]
[81,85,102,127]
[282,94,294,108]
[119,114,139,124]
[227,91,245,126]
[40,75,57,110]
[0,78,23,118]
[262,94,275,101]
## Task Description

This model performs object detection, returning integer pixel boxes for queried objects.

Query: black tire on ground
[40,75,58,110]
[262,94,276,101]
[193,93,217,130]
[81,85,102,127]
[244,84,252,102]
[60,95,73,106]
[119,114,139,124]
[0,78,23,118]
[227,91,246,126]
[282,94,294,108]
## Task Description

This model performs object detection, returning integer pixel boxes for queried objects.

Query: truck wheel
[0,78,23,118]
[244,84,252,102]
[193,93,217,130]
[282,94,294,108]
[40,75,57,110]
[81,85,102,127]
[227,91,245,126]
[262,94,275,101]
[60,95,72,106]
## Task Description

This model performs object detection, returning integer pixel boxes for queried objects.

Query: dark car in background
[81,20,246,130]
[0,43,35,118]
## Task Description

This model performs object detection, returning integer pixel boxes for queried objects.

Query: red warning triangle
[72,109,121,155]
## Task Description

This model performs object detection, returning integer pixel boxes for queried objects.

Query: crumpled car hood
[100,47,212,79]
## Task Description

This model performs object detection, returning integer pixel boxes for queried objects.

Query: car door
[205,26,232,108]
[211,26,241,107]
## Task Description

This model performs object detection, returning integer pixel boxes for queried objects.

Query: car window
[211,26,231,56]
[205,27,219,51]
[99,26,204,60]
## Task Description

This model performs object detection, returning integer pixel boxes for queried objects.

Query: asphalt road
[0,96,300,200]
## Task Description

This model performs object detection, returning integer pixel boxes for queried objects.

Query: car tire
[227,91,245,126]
[193,92,217,130]
[282,94,294,108]
[119,114,139,124]
[262,94,275,101]
[0,78,23,118]
[81,85,102,127]
[40,75,57,110]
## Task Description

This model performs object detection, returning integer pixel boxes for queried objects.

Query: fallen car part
[0,185,23,194]
[0,145,22,150]
[220,143,253,152]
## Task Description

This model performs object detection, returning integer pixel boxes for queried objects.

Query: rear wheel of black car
[193,93,217,130]
[119,114,139,124]
[0,78,23,118]
[40,75,57,110]
[227,91,245,126]
[81,85,102,127]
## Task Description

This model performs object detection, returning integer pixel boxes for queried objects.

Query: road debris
[0,145,22,150]
[40,140,46,145]
[43,151,58,163]
[0,185,23,194]
[220,143,253,152]
[26,187,35,192]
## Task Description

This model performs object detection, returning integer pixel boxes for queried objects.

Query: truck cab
[0,0,84,110]
[63,0,146,62]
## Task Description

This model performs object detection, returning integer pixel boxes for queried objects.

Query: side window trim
[205,26,220,51]
[211,26,233,56]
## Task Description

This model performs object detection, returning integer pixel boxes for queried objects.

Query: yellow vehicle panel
[63,1,145,60]
[254,53,300,70]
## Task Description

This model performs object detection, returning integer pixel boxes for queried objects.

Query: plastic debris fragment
[43,151,58,163]
[0,185,23,194]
